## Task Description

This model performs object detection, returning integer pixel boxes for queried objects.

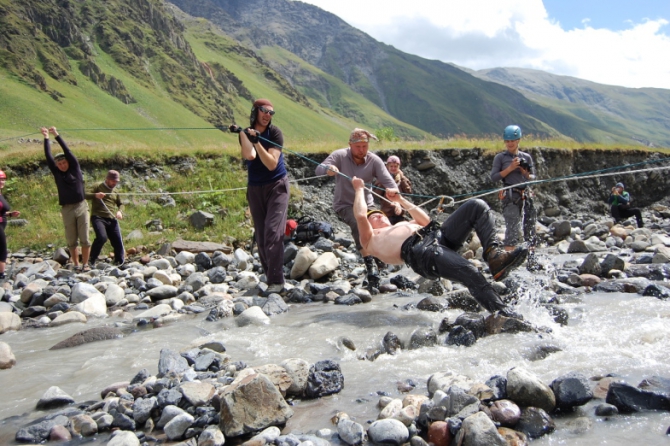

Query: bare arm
[390,193,431,227]
[352,177,374,249]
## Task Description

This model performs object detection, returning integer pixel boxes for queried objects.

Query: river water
[1,261,670,445]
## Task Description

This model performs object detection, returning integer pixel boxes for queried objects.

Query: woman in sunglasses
[233,99,289,294]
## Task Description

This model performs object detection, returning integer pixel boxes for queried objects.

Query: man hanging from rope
[316,128,398,293]
[352,176,528,316]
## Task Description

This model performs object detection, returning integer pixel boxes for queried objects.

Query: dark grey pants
[90,216,124,265]
[247,176,289,285]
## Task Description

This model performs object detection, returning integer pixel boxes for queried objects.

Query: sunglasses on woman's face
[258,106,275,116]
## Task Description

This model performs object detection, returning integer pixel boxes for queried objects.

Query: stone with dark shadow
[305,360,344,398]
[551,372,593,411]
[606,377,670,413]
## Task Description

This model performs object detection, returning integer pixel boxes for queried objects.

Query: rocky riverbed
[1,147,670,445]
[2,203,670,445]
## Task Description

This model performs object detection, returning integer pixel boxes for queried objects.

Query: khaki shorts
[60,201,91,249]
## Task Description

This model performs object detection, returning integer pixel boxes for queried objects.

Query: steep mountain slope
[0,0,421,148]
[169,0,626,142]
[471,67,670,147]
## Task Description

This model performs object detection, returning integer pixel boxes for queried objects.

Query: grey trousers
[502,191,537,247]
[247,176,290,285]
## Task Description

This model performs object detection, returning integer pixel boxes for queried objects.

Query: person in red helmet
[0,170,21,279]
[230,99,289,294]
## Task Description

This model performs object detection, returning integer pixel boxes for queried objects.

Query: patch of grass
[4,156,250,252]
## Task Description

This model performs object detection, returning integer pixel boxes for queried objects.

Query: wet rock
[305,360,344,398]
[446,326,476,347]
[643,284,670,299]
[485,314,534,335]
[417,296,447,312]
[594,403,619,416]
[0,341,16,369]
[219,373,293,437]
[578,253,602,276]
[334,294,362,305]
[49,326,123,350]
[70,414,98,436]
[367,419,409,445]
[0,312,21,334]
[281,358,310,397]
[49,424,72,442]
[454,411,506,446]
[383,332,402,355]
[262,294,289,316]
[237,306,270,326]
[486,375,507,401]
[551,372,593,411]
[132,396,157,425]
[390,275,416,290]
[15,415,68,443]
[107,430,140,446]
[606,378,670,413]
[408,328,437,349]
[506,368,556,413]
[489,399,521,427]
[36,386,75,410]
[158,348,190,377]
[516,407,555,439]
[496,427,528,446]
[427,420,451,446]
[337,414,367,445]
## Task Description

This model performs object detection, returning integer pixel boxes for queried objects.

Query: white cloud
[297,0,670,89]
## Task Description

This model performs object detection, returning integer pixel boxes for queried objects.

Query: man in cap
[87,170,125,267]
[608,182,643,227]
[352,176,528,315]
[42,126,92,270]
[316,128,399,292]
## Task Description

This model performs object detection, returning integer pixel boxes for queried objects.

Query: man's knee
[95,234,109,244]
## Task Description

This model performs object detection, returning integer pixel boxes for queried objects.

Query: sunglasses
[258,106,275,116]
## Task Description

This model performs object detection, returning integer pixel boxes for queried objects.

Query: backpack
[291,216,333,243]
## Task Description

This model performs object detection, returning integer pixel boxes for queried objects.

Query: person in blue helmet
[608,182,643,227]
[490,125,538,270]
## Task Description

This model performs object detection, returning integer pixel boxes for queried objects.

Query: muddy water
[1,265,670,444]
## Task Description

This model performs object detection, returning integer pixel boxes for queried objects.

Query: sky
[296,0,670,89]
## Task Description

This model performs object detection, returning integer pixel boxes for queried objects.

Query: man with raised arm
[43,126,92,271]
[352,176,528,315]
[315,128,398,292]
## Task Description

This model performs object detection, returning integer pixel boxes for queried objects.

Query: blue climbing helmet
[503,125,522,140]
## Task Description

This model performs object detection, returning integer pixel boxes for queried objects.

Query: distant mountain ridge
[468,67,670,147]
[1,0,669,147]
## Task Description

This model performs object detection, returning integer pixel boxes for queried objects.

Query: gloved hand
[228,124,242,133]
[244,128,259,144]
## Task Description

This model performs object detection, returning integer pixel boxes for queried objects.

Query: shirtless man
[352,177,528,314]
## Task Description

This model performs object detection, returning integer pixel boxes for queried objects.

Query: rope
[4,125,669,214]
[113,174,327,196]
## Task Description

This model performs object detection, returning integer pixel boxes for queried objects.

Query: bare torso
[364,222,423,264]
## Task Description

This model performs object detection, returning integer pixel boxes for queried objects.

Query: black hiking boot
[497,306,524,320]
[486,245,529,281]
[525,250,541,272]
[364,255,381,294]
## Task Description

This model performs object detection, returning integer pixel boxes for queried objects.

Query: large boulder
[506,368,556,413]
[49,327,123,350]
[219,373,293,437]
[308,252,339,280]
[454,411,507,446]
[0,312,21,334]
[290,247,318,279]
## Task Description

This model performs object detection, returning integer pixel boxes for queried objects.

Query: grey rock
[36,386,75,410]
[367,419,409,445]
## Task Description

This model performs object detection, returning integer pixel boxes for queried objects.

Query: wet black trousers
[401,199,505,313]
[90,216,125,265]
